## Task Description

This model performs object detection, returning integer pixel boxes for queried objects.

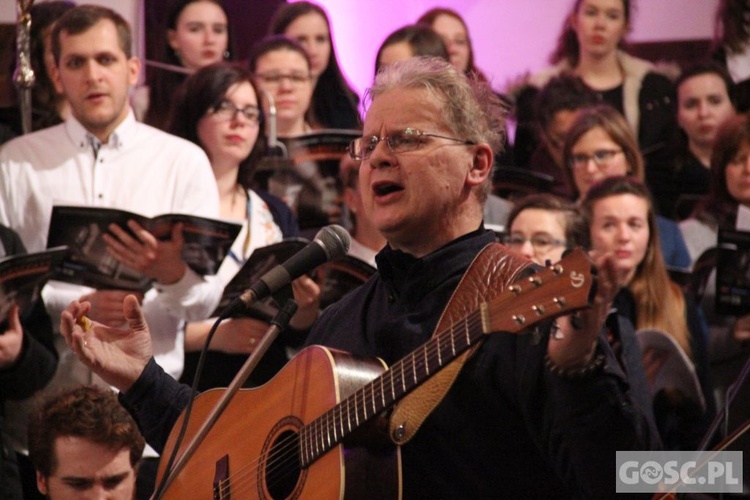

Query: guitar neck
[299,310,484,466]
[298,248,594,467]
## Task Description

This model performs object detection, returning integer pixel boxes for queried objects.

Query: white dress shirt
[0,110,222,385]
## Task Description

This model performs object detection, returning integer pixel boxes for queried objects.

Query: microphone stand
[155,299,299,498]
[257,90,305,211]
[14,0,35,135]
[143,59,192,75]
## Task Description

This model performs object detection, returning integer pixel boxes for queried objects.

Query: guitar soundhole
[264,429,301,499]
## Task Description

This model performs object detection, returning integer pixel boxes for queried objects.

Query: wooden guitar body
[158,346,401,499]
[156,247,596,499]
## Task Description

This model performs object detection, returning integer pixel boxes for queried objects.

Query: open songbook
[46,206,241,291]
[255,129,360,235]
[636,328,706,412]
[0,247,68,323]
[212,238,375,319]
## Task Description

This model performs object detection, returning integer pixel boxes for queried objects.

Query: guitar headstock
[482,248,596,334]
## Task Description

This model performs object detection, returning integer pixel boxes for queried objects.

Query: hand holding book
[0,247,69,324]
[103,220,187,285]
[0,305,22,367]
[46,206,242,291]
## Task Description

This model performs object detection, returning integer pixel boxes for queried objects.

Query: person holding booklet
[0,6,223,498]
[60,58,660,498]
[679,114,750,481]
[248,35,353,234]
[680,113,750,345]
[0,225,57,500]
[169,62,321,389]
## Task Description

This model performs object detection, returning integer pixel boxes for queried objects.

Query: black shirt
[122,228,660,498]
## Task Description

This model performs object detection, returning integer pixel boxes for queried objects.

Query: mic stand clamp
[157,299,299,496]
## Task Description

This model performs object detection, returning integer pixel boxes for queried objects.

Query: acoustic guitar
[156,248,595,499]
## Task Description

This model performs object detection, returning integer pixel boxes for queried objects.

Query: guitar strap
[388,242,533,445]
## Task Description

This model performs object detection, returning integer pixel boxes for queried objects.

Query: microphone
[223,225,351,317]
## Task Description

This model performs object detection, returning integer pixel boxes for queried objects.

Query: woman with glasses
[249,36,317,138]
[249,35,350,234]
[562,104,691,270]
[503,194,586,266]
[583,175,714,450]
[268,1,360,130]
[516,73,599,197]
[168,63,319,390]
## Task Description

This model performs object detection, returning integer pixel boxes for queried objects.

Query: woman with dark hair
[712,0,750,112]
[562,104,691,271]
[518,74,600,196]
[28,1,75,131]
[374,24,448,76]
[136,0,230,130]
[268,1,360,130]
[417,7,487,81]
[683,114,750,244]
[583,176,714,450]
[521,0,676,174]
[169,62,318,390]
[656,61,737,219]
[679,114,750,469]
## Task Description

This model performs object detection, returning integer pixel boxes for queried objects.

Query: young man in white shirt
[0,5,221,498]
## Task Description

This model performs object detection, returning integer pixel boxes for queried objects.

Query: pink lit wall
[297,0,719,98]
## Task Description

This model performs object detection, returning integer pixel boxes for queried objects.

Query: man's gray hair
[367,57,507,155]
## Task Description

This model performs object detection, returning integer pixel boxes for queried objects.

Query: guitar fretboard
[298,309,486,466]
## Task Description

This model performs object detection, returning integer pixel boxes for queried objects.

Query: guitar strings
[210,263,573,495]
[218,311,488,496]
[213,310,489,497]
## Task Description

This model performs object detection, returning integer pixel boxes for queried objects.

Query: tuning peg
[553,297,567,308]
[532,305,546,315]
